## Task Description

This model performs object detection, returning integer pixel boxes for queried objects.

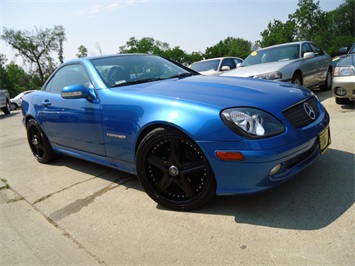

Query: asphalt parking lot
[0,90,354,265]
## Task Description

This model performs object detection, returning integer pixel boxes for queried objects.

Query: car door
[301,43,321,87]
[309,42,329,84]
[39,64,105,156]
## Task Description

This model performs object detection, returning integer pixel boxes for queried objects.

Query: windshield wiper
[111,78,165,88]
[168,73,194,79]
[111,74,194,88]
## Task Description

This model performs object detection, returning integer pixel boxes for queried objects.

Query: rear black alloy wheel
[26,119,56,163]
[136,127,216,211]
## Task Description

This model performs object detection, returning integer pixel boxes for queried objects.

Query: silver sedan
[222,41,333,91]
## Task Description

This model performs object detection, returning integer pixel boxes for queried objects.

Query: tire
[26,119,57,163]
[320,69,332,91]
[291,73,302,86]
[335,97,350,105]
[1,101,11,115]
[136,127,216,211]
[10,103,17,110]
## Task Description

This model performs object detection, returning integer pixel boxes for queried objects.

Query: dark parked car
[222,41,333,91]
[0,89,11,115]
[332,43,355,67]
[22,54,331,210]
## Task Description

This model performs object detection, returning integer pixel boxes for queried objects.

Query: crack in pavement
[48,175,133,222]
[2,184,108,265]
[33,176,97,205]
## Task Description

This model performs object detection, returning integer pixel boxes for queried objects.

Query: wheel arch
[24,115,38,126]
[135,123,192,155]
[292,69,303,84]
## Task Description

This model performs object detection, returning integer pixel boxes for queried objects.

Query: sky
[0,0,344,64]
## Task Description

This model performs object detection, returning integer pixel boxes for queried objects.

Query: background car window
[190,60,220,71]
[278,45,299,60]
[221,58,236,69]
[233,58,243,65]
[302,43,313,57]
[44,64,90,94]
[310,43,324,56]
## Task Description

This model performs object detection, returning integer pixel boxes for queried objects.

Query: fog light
[270,164,282,176]
[335,87,347,96]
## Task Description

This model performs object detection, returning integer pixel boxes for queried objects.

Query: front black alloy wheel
[136,127,216,211]
[26,119,56,163]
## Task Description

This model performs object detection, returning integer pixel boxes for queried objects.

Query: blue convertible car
[22,54,331,210]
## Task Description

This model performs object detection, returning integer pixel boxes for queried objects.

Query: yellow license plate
[319,126,331,154]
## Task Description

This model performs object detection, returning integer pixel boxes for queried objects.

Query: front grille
[283,96,319,128]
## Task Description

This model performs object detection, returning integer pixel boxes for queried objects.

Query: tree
[258,0,354,56]
[0,54,40,96]
[258,20,296,47]
[324,0,355,55]
[119,37,170,54]
[0,54,11,92]
[162,46,188,63]
[186,52,203,65]
[118,37,194,63]
[95,42,103,55]
[289,0,325,41]
[1,25,66,84]
[204,37,252,59]
[76,45,88,58]
[54,25,66,64]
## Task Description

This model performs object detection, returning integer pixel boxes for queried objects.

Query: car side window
[221,58,236,70]
[310,43,324,56]
[233,58,243,65]
[302,43,313,57]
[44,64,90,94]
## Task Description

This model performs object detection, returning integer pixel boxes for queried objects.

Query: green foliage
[289,0,325,41]
[0,55,41,97]
[119,37,170,55]
[323,0,355,55]
[204,37,252,59]
[259,20,296,47]
[1,25,66,84]
[118,36,200,64]
[76,45,88,58]
[258,0,354,56]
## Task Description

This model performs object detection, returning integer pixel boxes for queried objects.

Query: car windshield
[91,55,194,88]
[241,44,300,67]
[349,44,355,54]
[190,59,220,72]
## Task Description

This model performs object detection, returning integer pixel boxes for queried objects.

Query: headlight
[221,108,285,139]
[254,71,282,80]
[334,66,355,76]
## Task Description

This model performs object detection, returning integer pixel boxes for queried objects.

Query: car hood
[222,60,296,77]
[115,75,312,116]
[337,54,355,67]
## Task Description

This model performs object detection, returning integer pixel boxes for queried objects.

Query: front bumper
[198,114,331,195]
[332,76,355,100]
